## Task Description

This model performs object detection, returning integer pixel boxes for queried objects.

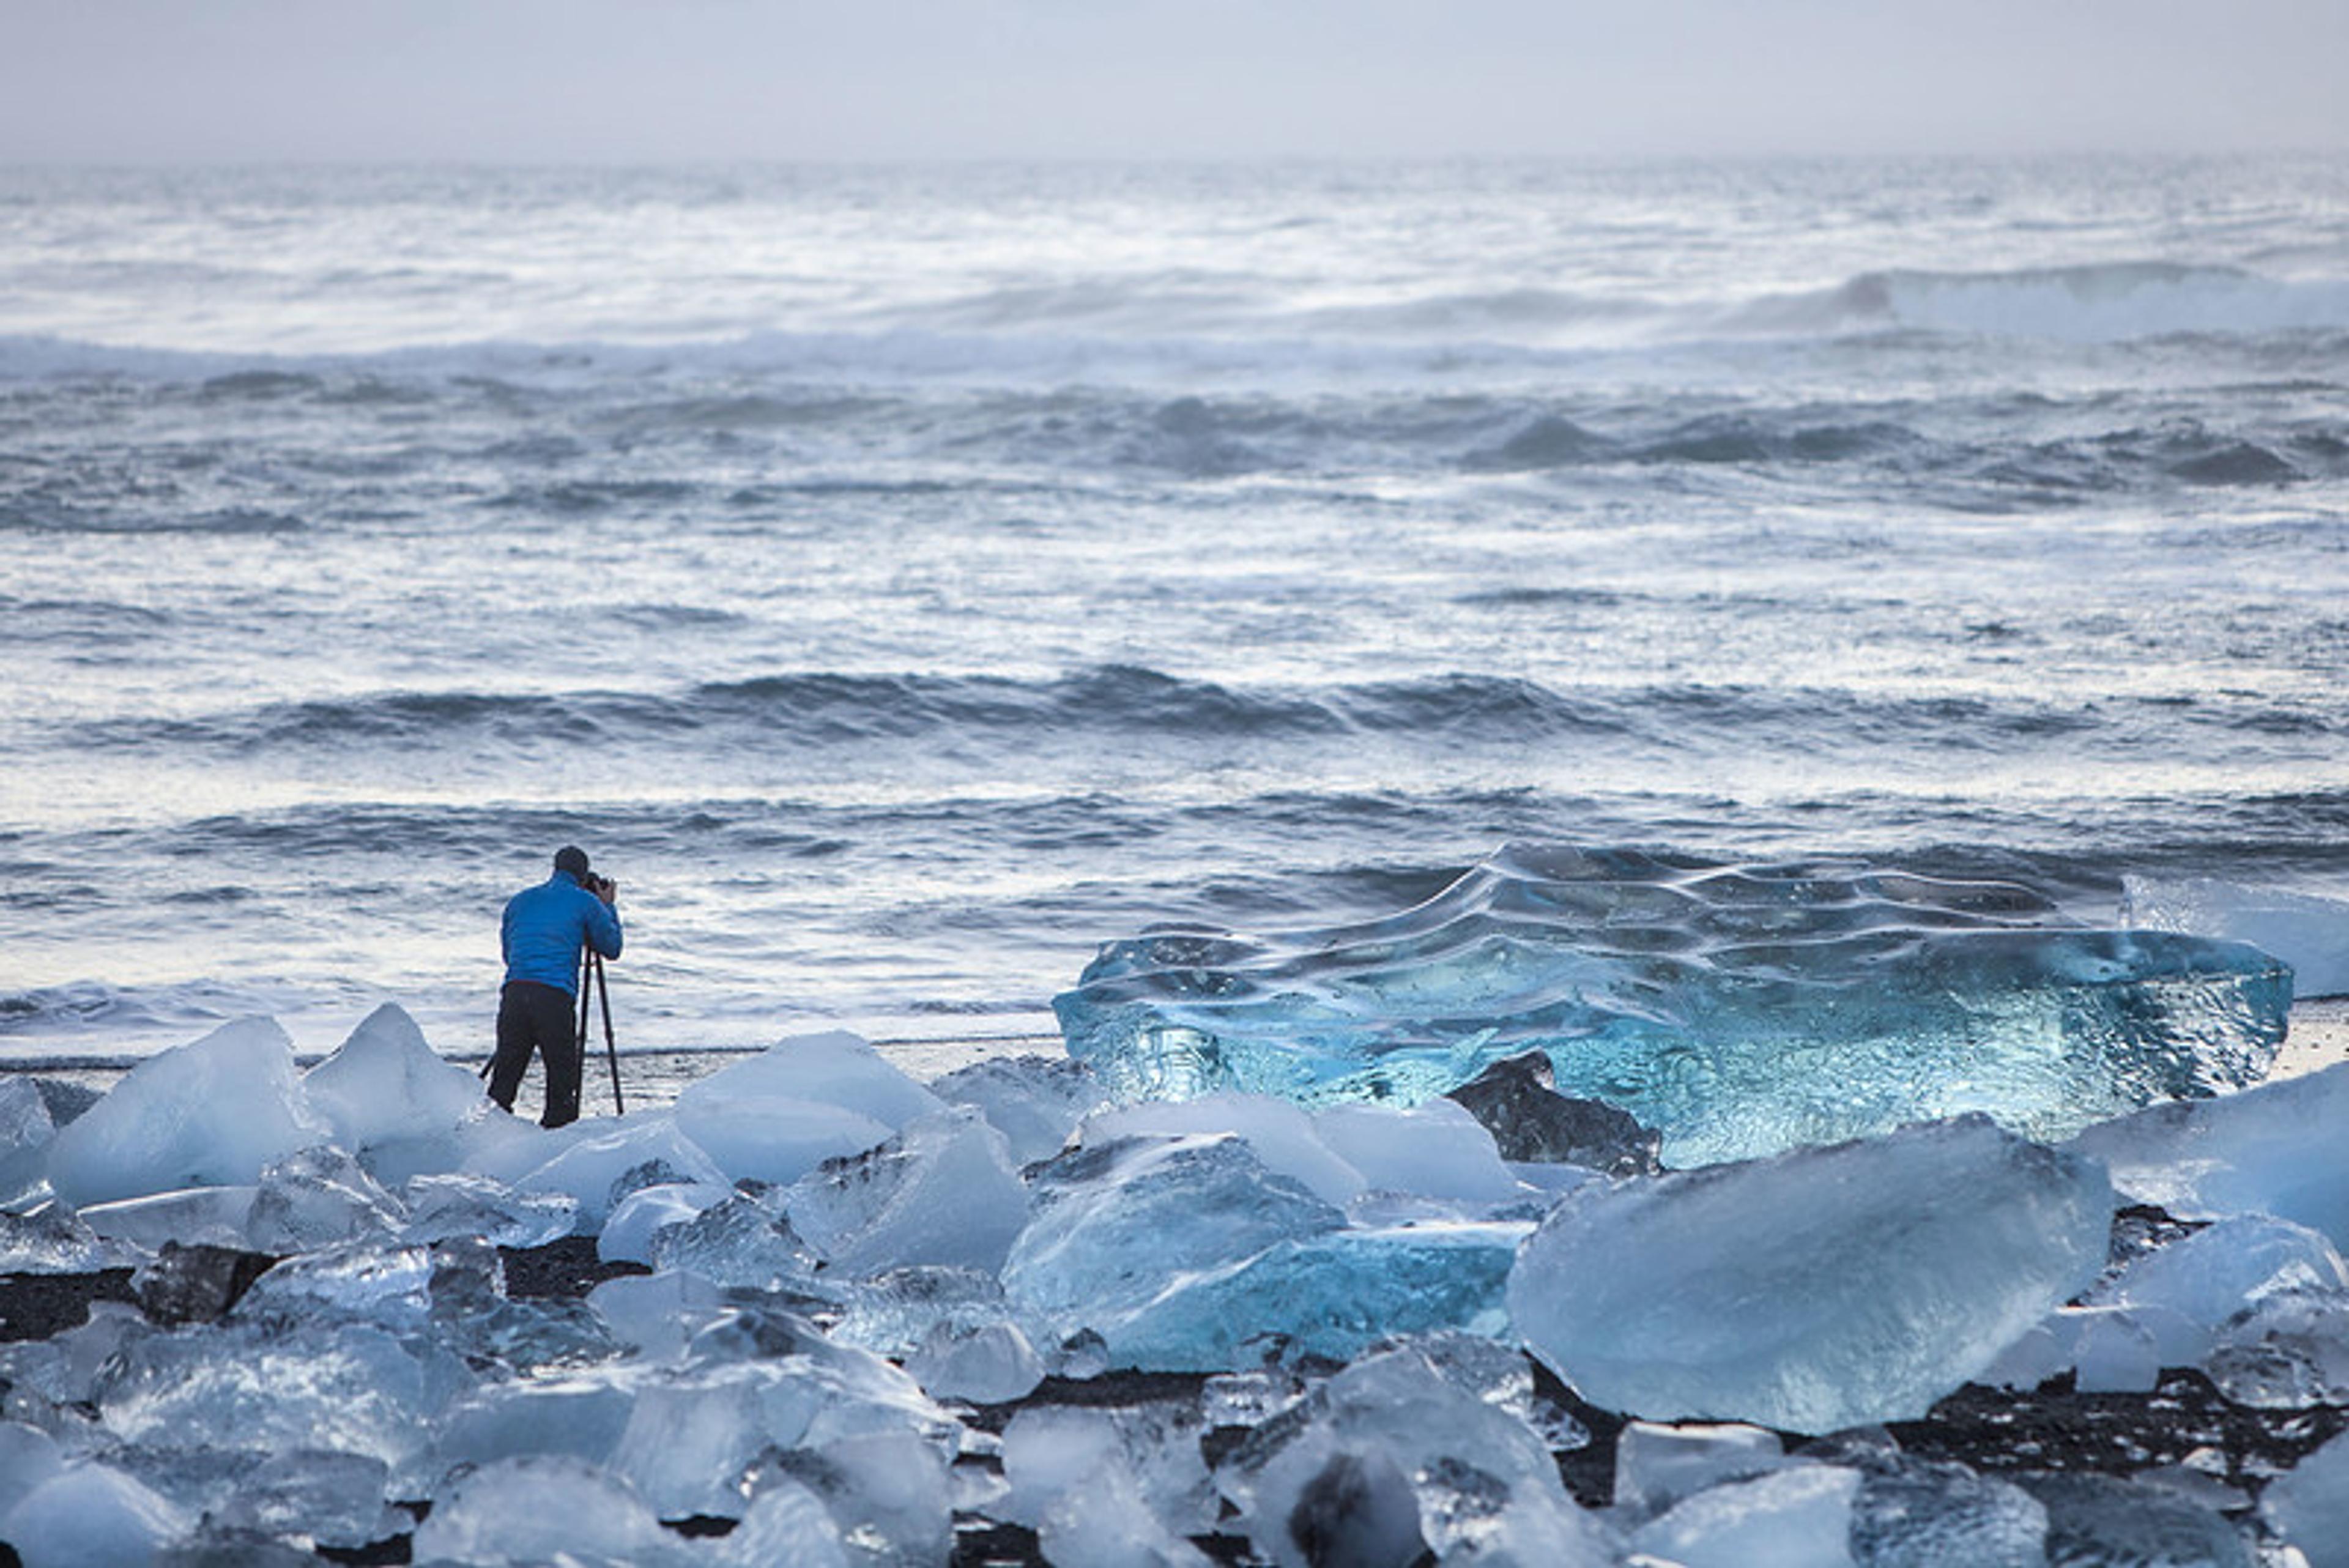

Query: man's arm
[584,886,623,960]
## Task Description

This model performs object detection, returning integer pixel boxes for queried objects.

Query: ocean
[3,155,2345,1075]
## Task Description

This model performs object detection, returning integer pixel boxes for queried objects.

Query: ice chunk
[1002,1402,1218,1536]
[677,1030,946,1129]
[2202,1286,2349,1408]
[0,1076,57,1209]
[76,1185,258,1251]
[1838,1447,2049,1568]
[2262,1427,2349,1568]
[398,1170,580,1249]
[95,1319,458,1485]
[1039,1462,1215,1568]
[929,1053,1109,1167]
[2069,1061,2349,1246]
[1313,1101,1523,1205]
[757,1430,953,1568]
[645,1189,827,1295]
[0,1421,64,1518]
[832,1265,1017,1360]
[245,1145,405,1252]
[607,1370,771,1520]
[599,1180,731,1265]
[1630,1465,1862,1568]
[431,1371,640,1476]
[1108,1220,1526,1372]
[2016,1472,2249,1567]
[1612,1421,1788,1522]
[1445,1050,1661,1175]
[674,1094,896,1189]
[410,1454,698,1567]
[300,1003,488,1178]
[2096,1214,2349,1329]
[1215,1345,1618,1568]
[588,1268,728,1359]
[0,1208,136,1274]
[1058,846,2291,1166]
[232,1240,439,1329]
[785,1107,1029,1277]
[46,1017,328,1207]
[2126,872,2349,997]
[2,1460,193,1566]
[905,1320,1045,1405]
[1084,1096,1367,1205]
[109,1445,398,1553]
[507,1113,726,1228]
[711,1474,851,1568]
[1509,1115,2113,1432]
[1002,1133,1345,1357]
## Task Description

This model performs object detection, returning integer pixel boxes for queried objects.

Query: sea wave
[1740,262,2349,344]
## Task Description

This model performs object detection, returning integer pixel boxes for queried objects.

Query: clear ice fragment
[2260,1428,2349,1568]
[0,1208,136,1274]
[398,1170,579,1250]
[904,1319,1045,1405]
[0,1076,57,1211]
[1508,1115,2112,1432]
[46,1017,328,1208]
[77,1186,258,1252]
[677,1030,946,1131]
[785,1107,1030,1277]
[711,1474,852,1568]
[245,1145,406,1253]
[929,1053,1110,1167]
[1628,1464,1861,1568]
[2,1460,193,1566]
[2068,1061,2349,1247]
[409,1454,699,1567]
[598,1180,731,1265]
[2125,872,2349,998]
[1056,846,2291,1166]
[1611,1421,1787,1522]
[300,1003,487,1179]
[506,1113,725,1228]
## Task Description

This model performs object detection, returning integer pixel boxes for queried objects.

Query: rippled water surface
[3,157,2345,1063]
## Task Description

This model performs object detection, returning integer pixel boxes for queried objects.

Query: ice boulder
[1214,1345,1619,1568]
[674,1094,894,1189]
[1508,1114,2113,1432]
[2262,1427,2349,1568]
[678,1030,946,1129]
[929,1053,1110,1167]
[598,1179,731,1265]
[503,1113,727,1228]
[1629,1464,1863,1568]
[300,1005,489,1184]
[2068,1061,2349,1246]
[0,1076,57,1209]
[2126,872,2349,997]
[2,1460,193,1568]
[410,1454,698,1567]
[784,1106,1030,1276]
[46,1017,327,1208]
[1002,1134,1346,1362]
[1056,845,2290,1165]
[1003,1403,1219,1562]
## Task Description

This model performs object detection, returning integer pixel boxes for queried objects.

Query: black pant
[491,980,583,1129]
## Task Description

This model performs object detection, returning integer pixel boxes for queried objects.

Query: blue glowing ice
[1054,845,2292,1165]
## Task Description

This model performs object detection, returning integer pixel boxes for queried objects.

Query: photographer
[489,845,623,1129]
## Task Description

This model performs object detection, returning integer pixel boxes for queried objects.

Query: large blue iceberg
[1053,845,2292,1165]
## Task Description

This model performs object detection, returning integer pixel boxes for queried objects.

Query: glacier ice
[645,1189,828,1296]
[785,1107,1030,1277]
[398,1170,579,1250]
[2125,871,2349,997]
[409,1454,698,1567]
[499,1113,726,1228]
[2,1460,193,1567]
[831,1265,1017,1360]
[1056,845,2291,1165]
[0,1208,136,1274]
[1611,1420,1787,1521]
[904,1318,1045,1404]
[2018,1472,2250,1568]
[755,1429,954,1567]
[929,1052,1110,1167]
[674,1093,896,1189]
[1508,1115,2113,1432]
[1001,1401,1219,1536]
[1214,1345,1619,1568]
[709,1474,852,1568]
[245,1145,405,1253]
[2068,1060,2349,1246]
[678,1029,947,1129]
[1628,1464,1862,1568]
[2262,1428,2349,1568]
[598,1178,730,1265]
[300,1002,488,1180]
[45,1017,328,1207]
[0,1075,56,1210]
[75,1185,259,1251]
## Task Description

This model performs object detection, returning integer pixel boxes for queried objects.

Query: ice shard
[1507,1115,2112,1433]
[1055,845,2291,1165]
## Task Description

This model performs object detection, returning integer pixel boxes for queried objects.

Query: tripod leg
[594,951,625,1115]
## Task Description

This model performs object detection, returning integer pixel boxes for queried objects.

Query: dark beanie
[553,845,592,879]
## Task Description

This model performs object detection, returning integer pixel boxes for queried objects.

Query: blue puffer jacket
[502,872,624,994]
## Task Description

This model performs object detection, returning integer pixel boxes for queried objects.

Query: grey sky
[7,0,2344,163]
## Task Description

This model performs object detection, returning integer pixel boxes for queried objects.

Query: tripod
[578,945,625,1116]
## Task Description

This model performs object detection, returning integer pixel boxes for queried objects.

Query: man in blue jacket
[490,845,624,1129]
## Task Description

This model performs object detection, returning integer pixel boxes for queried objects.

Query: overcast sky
[7,0,2345,164]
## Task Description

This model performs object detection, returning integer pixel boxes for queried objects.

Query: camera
[584,872,617,902]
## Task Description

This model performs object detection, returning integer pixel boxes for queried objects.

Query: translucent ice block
[1055,845,2291,1166]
